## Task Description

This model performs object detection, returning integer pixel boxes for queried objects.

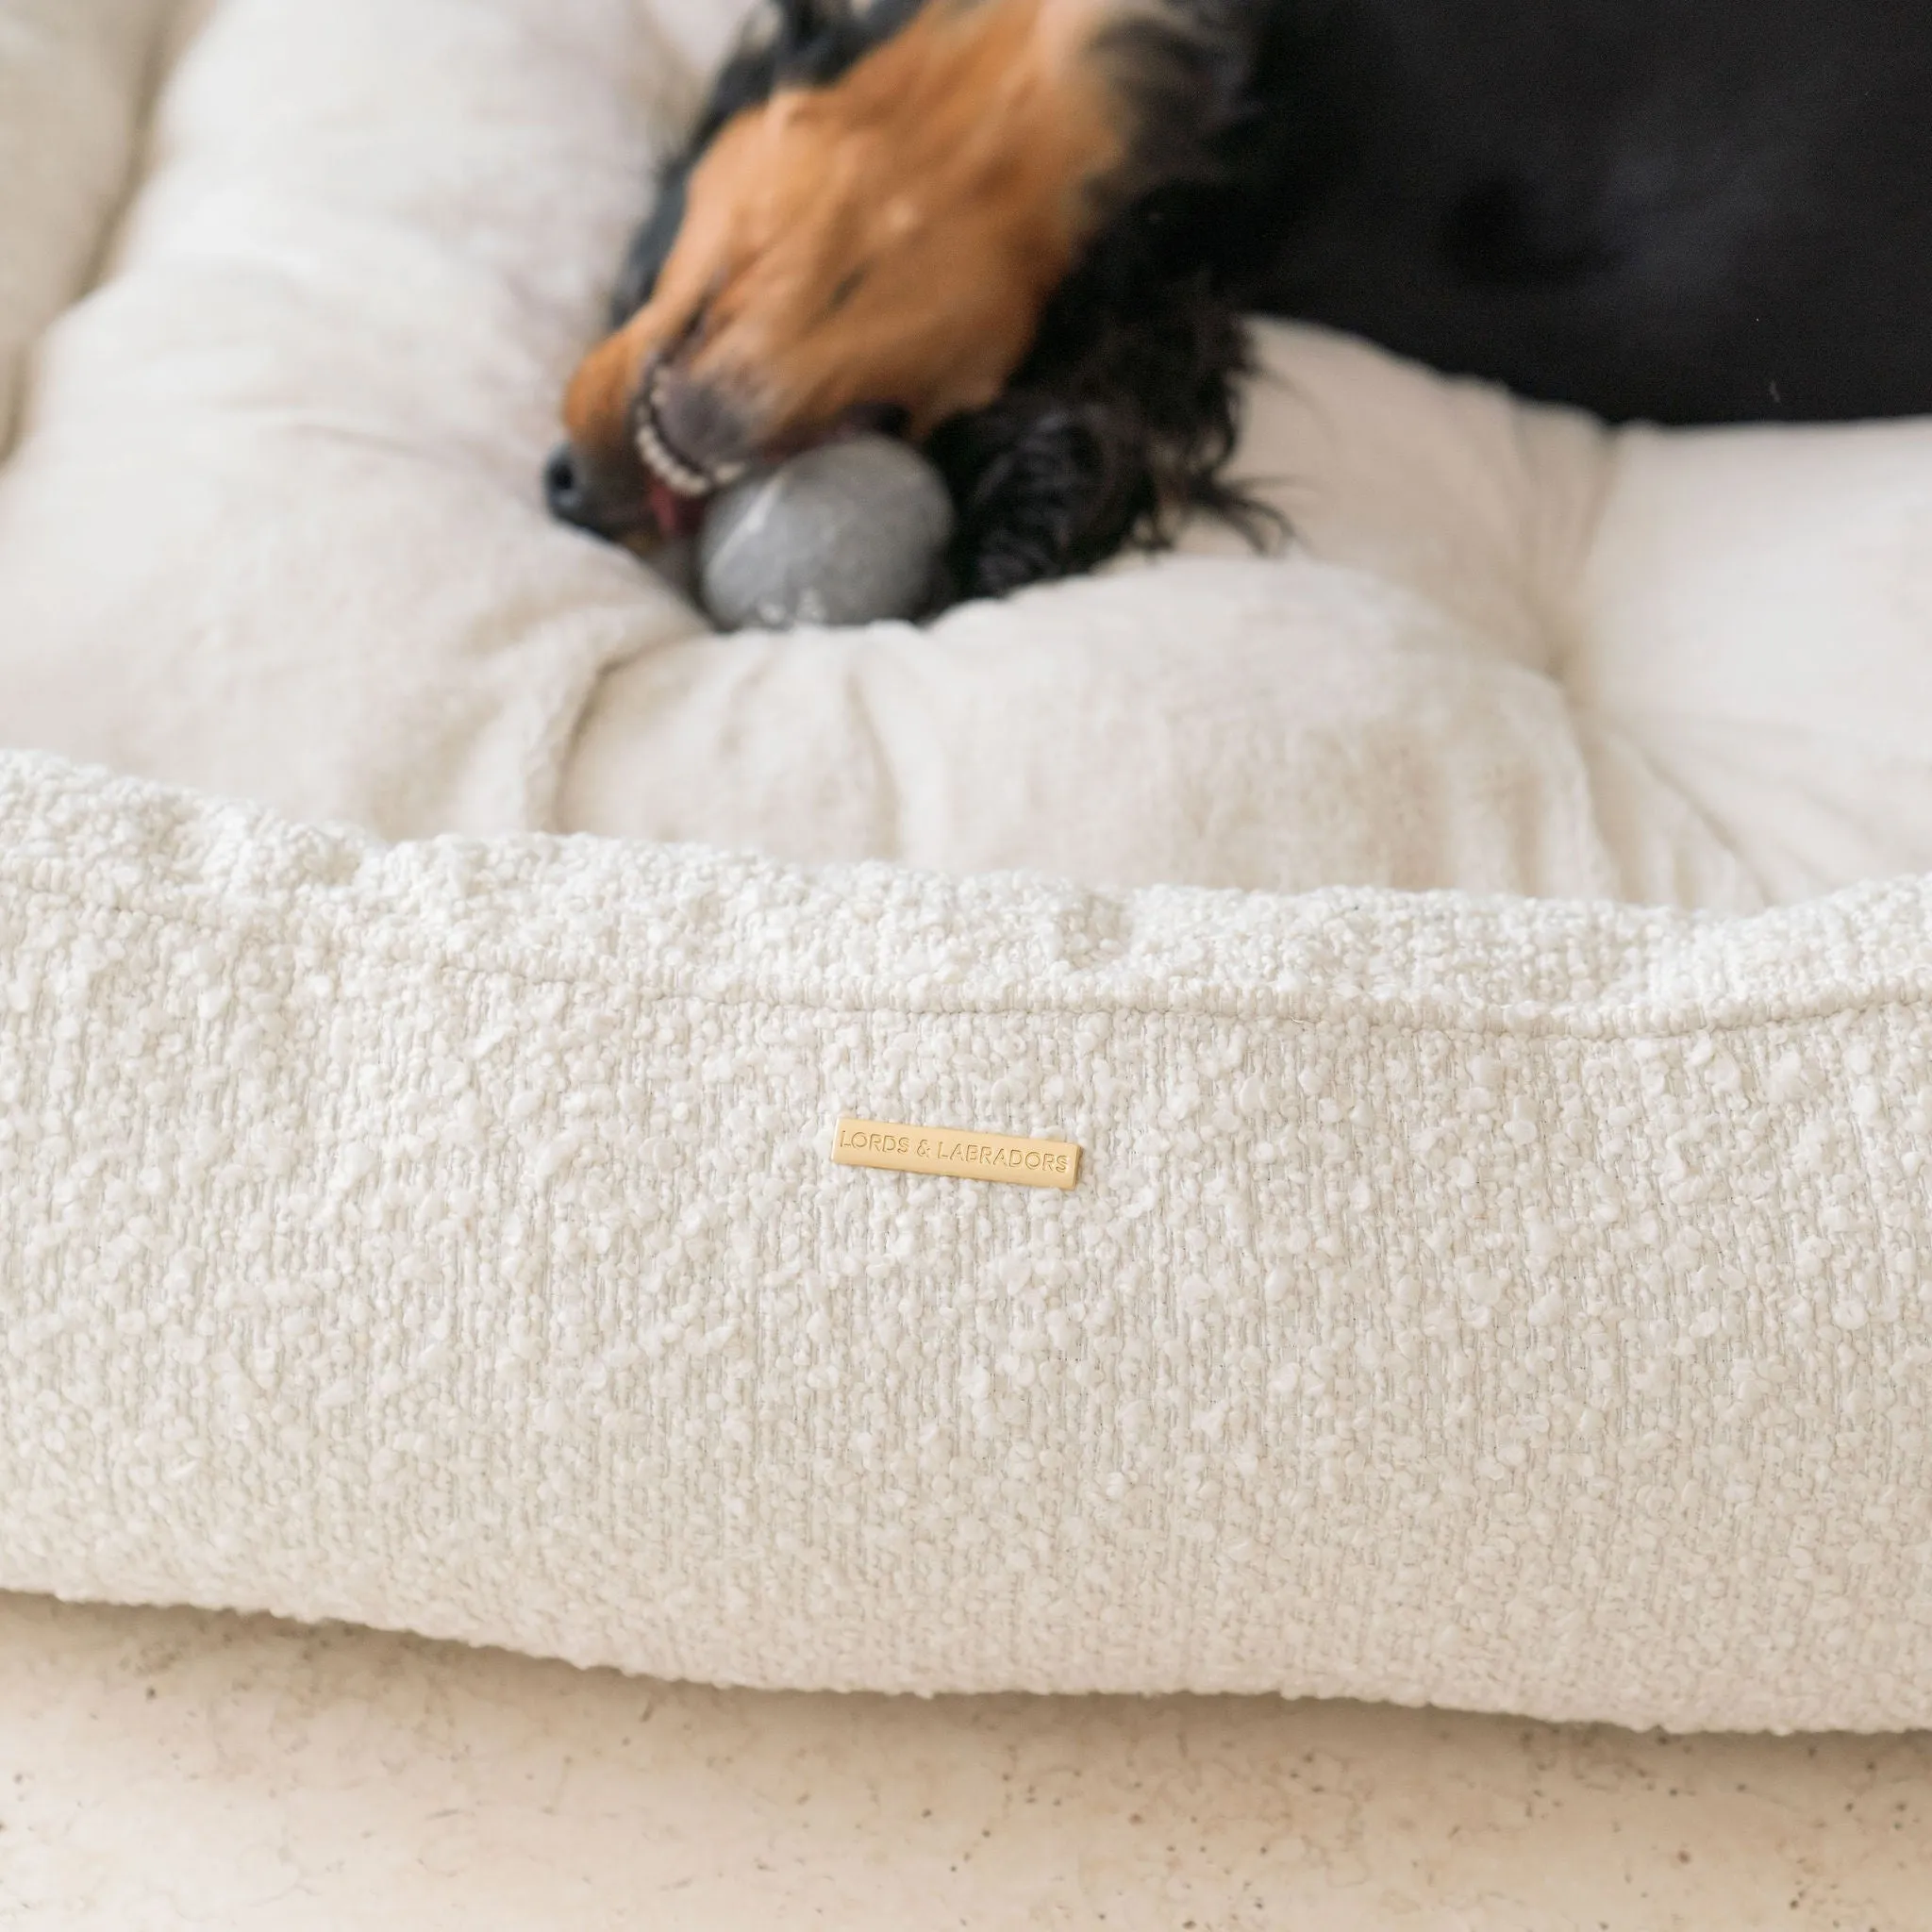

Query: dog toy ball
[698,435,954,630]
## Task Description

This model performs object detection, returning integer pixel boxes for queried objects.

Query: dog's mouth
[630,369,914,540]
[631,364,751,540]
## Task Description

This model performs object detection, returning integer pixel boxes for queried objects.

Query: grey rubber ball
[697,435,955,631]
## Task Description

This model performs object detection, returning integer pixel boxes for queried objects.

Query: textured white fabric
[1,752,1929,1731]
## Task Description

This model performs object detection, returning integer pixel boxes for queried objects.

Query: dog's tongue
[649,477,708,541]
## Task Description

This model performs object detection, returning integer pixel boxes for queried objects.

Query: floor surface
[1,1593,1926,1929]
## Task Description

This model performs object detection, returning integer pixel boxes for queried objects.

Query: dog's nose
[544,442,598,529]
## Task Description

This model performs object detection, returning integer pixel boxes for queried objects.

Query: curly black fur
[925,190,1276,599]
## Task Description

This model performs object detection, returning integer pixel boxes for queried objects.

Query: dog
[546,0,1932,602]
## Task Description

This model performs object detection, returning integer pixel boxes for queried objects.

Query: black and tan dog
[548,0,1932,601]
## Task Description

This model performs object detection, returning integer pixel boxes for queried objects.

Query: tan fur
[564,0,1125,476]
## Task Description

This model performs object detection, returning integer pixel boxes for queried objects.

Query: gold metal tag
[833,1117,1082,1191]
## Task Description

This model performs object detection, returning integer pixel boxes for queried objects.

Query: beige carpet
[0,1594,1925,1929]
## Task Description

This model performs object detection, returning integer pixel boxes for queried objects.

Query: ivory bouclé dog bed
[2,0,1929,1732]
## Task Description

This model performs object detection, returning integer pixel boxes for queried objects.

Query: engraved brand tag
[833,1118,1082,1191]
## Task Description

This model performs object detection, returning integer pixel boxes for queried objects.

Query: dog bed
[1,0,1928,1733]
